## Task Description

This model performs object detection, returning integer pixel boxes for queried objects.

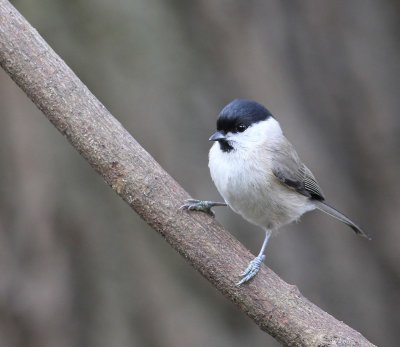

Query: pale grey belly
[221,178,314,230]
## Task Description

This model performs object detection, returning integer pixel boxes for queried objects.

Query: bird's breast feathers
[208,142,314,229]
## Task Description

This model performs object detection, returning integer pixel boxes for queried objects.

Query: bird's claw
[180,199,216,217]
[236,254,265,286]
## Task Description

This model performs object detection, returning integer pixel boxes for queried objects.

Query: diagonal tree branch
[0,1,375,346]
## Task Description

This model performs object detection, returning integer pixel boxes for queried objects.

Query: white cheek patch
[228,118,283,150]
[247,118,282,141]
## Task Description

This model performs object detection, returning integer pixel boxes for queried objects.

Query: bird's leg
[237,230,272,286]
[180,199,227,217]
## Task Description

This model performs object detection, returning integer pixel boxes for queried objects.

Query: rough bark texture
[0,1,375,346]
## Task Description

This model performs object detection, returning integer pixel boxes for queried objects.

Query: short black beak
[209,131,226,141]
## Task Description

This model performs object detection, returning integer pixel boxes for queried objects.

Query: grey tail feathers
[313,201,371,240]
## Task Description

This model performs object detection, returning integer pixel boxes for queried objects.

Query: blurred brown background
[1,1,399,346]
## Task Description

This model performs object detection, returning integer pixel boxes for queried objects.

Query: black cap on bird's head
[209,100,273,150]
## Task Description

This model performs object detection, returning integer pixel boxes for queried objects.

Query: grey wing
[271,142,325,201]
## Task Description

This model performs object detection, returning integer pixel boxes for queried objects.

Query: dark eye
[236,124,247,132]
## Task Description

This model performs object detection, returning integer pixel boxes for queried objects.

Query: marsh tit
[182,99,369,286]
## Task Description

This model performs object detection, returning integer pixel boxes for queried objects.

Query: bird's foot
[180,199,226,217]
[236,254,266,286]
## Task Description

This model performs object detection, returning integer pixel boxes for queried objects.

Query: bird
[181,99,369,286]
